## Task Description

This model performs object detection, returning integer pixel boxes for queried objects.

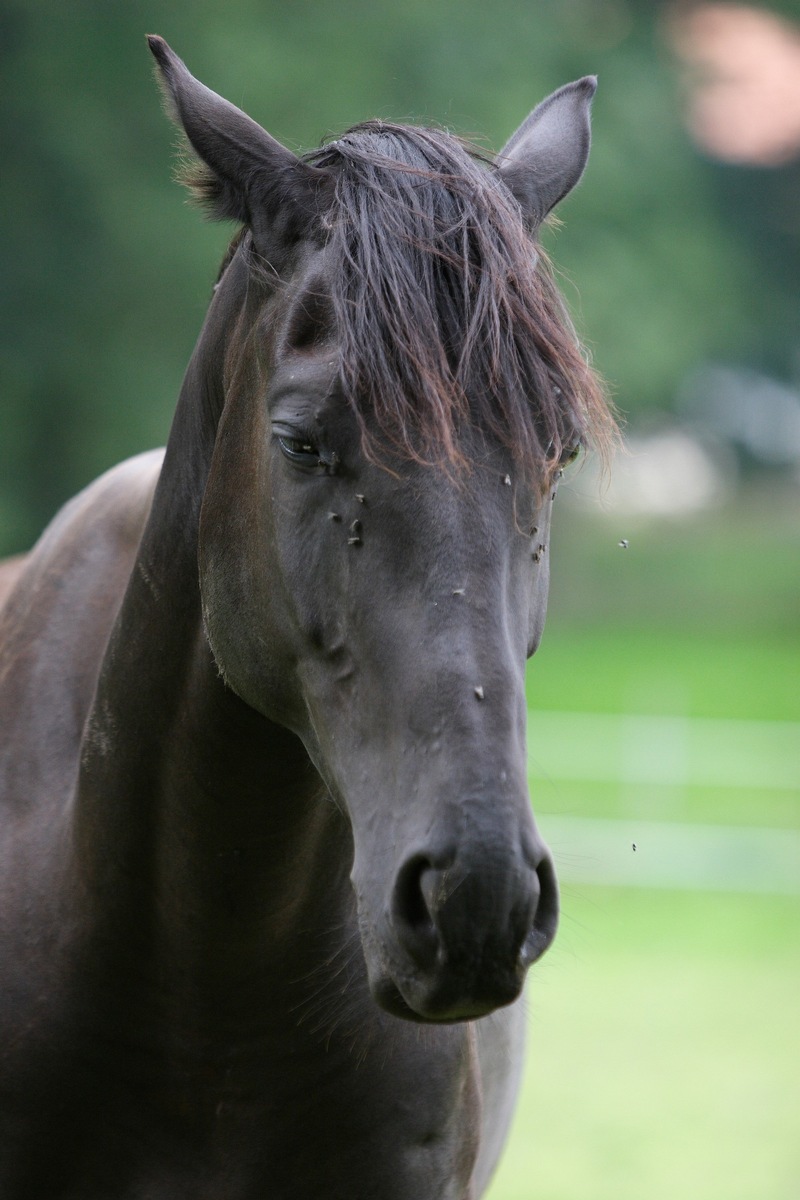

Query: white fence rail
[541,816,800,894]
[527,711,800,893]
[528,710,800,791]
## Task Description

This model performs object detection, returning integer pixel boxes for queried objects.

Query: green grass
[527,626,800,724]
[485,887,800,1200]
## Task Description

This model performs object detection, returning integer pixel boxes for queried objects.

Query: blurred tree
[0,0,773,552]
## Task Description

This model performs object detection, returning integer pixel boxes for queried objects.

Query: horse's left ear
[147,36,331,263]
[496,76,597,228]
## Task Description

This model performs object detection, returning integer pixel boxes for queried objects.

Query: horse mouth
[365,924,537,1023]
[370,976,429,1022]
[370,961,528,1024]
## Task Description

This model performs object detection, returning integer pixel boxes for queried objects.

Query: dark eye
[561,442,581,466]
[278,435,321,467]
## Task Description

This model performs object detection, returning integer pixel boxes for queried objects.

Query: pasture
[1,12,797,1197]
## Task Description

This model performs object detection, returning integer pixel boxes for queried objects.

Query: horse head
[149,37,610,1022]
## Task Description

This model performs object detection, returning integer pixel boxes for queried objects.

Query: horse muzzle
[360,835,559,1023]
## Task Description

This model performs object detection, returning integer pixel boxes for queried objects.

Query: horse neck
[71,251,351,999]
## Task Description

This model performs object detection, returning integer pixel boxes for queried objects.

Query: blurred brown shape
[666,3,800,166]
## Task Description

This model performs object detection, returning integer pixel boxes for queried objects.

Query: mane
[303,122,615,484]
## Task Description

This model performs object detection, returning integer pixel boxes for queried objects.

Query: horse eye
[278,435,321,466]
[562,442,581,466]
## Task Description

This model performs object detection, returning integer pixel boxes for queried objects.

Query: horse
[0,37,612,1199]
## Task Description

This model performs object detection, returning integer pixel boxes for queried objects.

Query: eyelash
[279,435,318,461]
[277,434,340,474]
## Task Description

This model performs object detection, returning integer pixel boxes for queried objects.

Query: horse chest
[0,1015,482,1199]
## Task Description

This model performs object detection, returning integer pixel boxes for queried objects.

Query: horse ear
[147,36,331,261]
[496,76,597,228]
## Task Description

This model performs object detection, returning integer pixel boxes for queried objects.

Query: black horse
[0,37,612,1198]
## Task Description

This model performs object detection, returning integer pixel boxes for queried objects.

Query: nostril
[391,854,440,965]
[393,854,434,931]
[523,849,559,965]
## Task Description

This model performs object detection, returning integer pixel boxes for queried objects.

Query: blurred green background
[1,1,798,1196]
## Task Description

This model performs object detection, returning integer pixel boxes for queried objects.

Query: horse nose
[390,839,559,1018]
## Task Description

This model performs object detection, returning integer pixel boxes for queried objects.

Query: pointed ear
[496,76,597,228]
[147,36,331,264]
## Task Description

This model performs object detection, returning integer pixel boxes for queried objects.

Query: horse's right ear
[495,76,597,229]
[147,36,331,262]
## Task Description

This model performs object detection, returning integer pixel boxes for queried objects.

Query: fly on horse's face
[150,36,606,1023]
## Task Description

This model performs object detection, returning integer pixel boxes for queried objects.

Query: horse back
[0,450,164,811]
[0,556,29,612]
